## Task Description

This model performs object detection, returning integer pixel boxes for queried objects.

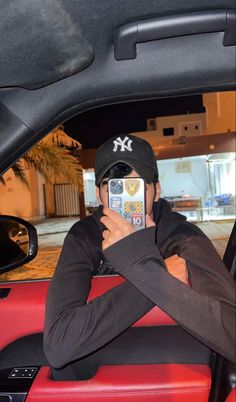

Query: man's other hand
[164,254,189,285]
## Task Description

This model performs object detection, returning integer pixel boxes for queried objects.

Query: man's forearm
[104,228,236,363]
[44,279,154,368]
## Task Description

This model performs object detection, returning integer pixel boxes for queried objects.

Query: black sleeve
[44,232,154,368]
[104,227,236,363]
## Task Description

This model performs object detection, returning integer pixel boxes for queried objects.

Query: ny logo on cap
[113,136,133,152]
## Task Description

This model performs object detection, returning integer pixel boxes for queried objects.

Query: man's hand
[164,254,189,285]
[101,210,188,284]
[101,208,134,249]
[101,208,157,250]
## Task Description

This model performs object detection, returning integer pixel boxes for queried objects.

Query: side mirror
[0,215,38,273]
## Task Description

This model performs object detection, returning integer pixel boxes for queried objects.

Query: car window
[0,91,235,282]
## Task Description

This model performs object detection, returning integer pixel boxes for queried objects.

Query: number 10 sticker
[130,214,143,226]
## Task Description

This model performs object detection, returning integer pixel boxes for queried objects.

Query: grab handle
[114,9,236,60]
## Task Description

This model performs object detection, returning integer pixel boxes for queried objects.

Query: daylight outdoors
[0,91,235,282]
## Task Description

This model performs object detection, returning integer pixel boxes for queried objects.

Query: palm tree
[1,126,83,190]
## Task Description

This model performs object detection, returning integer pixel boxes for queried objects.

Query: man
[44,134,236,376]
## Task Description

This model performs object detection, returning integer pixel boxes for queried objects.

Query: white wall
[83,170,97,205]
[158,156,209,198]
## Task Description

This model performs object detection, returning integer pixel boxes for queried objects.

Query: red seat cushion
[26,364,211,402]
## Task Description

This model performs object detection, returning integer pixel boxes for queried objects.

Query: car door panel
[26,364,211,402]
[1,276,212,402]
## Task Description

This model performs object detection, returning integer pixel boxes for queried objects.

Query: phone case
[108,177,146,230]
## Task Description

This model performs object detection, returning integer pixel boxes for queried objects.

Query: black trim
[0,288,11,299]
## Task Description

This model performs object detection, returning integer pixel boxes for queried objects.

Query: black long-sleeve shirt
[44,199,236,367]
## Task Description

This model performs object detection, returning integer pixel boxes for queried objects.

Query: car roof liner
[0,0,235,175]
[0,0,94,89]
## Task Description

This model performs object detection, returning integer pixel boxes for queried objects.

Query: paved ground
[0,216,234,282]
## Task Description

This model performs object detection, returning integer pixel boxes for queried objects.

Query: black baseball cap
[95,134,158,185]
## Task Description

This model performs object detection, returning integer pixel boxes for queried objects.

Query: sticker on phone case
[124,201,144,214]
[125,179,141,196]
[110,197,122,209]
[130,214,144,227]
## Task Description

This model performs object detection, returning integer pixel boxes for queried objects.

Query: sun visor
[0,0,95,89]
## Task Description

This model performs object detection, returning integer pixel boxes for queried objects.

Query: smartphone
[108,177,146,230]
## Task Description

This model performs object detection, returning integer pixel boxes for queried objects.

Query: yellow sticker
[125,179,140,196]
[124,201,143,214]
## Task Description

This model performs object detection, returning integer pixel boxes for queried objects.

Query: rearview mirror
[0,215,38,273]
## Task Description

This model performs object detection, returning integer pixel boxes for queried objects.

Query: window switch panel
[8,367,38,379]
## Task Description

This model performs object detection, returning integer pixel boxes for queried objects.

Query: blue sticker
[111,197,122,209]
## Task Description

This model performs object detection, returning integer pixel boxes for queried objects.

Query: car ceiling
[0,0,235,174]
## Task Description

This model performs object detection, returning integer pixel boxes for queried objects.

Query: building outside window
[83,152,235,222]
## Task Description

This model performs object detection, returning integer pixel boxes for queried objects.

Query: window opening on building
[163,127,174,136]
